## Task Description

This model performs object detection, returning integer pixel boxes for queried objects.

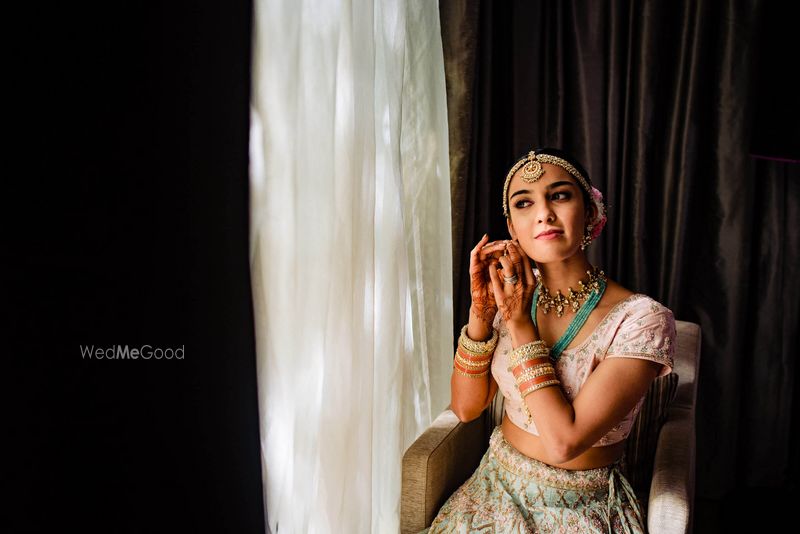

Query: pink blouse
[490,293,676,447]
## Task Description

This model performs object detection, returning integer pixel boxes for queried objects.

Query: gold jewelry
[509,354,551,373]
[511,360,552,374]
[520,153,545,182]
[457,347,492,361]
[456,346,493,362]
[520,379,561,398]
[502,150,594,219]
[457,343,494,362]
[508,340,550,368]
[454,353,491,369]
[459,325,499,355]
[579,224,594,251]
[509,355,551,372]
[536,266,606,317]
[453,365,489,378]
[515,366,556,383]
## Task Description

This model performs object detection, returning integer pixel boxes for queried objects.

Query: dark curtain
[10,2,265,532]
[441,0,799,528]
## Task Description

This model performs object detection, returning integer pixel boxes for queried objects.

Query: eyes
[513,190,572,209]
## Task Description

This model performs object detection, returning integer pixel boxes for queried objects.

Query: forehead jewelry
[520,152,545,182]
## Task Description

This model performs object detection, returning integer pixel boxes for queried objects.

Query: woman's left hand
[488,240,537,329]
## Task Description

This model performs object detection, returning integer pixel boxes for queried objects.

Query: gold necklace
[535,267,606,317]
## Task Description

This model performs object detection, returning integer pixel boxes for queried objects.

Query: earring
[580,225,594,250]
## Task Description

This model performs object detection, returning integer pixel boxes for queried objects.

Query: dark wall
[750,1,800,160]
[9,2,265,532]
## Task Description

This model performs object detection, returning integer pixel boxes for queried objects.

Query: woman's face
[506,163,592,264]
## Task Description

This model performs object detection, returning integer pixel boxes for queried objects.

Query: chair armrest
[401,409,491,534]
[647,405,695,534]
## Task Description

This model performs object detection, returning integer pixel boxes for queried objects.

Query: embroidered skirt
[425,426,645,533]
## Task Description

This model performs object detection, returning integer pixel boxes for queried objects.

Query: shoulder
[602,279,673,322]
[597,278,633,308]
[609,293,676,345]
[607,293,676,369]
[623,294,675,323]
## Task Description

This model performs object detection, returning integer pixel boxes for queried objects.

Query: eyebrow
[509,181,575,199]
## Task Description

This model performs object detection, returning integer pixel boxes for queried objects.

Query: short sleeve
[604,299,676,377]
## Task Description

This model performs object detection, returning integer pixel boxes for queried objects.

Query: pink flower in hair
[589,186,607,240]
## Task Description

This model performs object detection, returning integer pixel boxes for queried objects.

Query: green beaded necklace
[531,269,607,362]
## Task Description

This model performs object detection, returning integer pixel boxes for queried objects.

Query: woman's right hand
[469,234,508,328]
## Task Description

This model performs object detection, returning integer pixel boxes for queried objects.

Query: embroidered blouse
[490,293,676,447]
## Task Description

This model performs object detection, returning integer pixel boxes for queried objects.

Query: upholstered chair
[401,320,701,534]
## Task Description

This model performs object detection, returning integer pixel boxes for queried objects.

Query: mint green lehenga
[424,427,645,533]
[421,288,674,533]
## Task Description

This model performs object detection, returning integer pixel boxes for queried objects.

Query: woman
[427,148,675,533]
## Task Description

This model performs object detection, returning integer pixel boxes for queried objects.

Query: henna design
[470,269,497,324]
[469,239,506,326]
[498,281,533,324]
[500,291,521,323]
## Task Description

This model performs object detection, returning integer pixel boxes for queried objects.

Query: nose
[535,200,555,223]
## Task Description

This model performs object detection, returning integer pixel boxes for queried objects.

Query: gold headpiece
[520,152,544,182]
[502,150,594,218]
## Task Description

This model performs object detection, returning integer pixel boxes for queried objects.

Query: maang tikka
[520,152,545,182]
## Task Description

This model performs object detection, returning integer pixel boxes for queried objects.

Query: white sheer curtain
[249,1,452,531]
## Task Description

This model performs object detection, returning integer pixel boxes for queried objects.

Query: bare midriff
[501,413,625,471]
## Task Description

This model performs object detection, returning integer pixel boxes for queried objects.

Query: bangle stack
[453,325,498,378]
[508,340,561,399]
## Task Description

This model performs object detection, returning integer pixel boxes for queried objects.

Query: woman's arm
[449,314,499,422]
[450,235,507,421]
[508,321,661,463]
[450,371,499,423]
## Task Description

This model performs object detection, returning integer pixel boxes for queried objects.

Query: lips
[535,229,564,239]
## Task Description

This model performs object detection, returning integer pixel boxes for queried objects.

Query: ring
[503,274,519,284]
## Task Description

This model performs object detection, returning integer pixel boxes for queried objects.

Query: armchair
[401,320,701,534]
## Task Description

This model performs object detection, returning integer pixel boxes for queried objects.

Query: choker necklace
[531,267,607,361]
[535,267,606,318]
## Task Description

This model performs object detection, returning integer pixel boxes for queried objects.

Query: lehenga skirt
[425,426,646,533]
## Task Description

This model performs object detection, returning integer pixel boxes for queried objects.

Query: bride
[427,148,675,533]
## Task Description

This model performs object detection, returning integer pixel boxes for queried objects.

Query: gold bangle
[454,348,492,366]
[455,354,491,370]
[514,366,555,384]
[520,379,561,398]
[514,339,550,354]
[517,372,559,389]
[453,357,490,376]
[453,365,489,378]
[459,325,499,354]
[514,364,555,379]
[457,342,493,359]
[509,352,551,371]
[456,345,493,364]
[509,350,551,369]
[508,341,550,367]
[507,356,551,374]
